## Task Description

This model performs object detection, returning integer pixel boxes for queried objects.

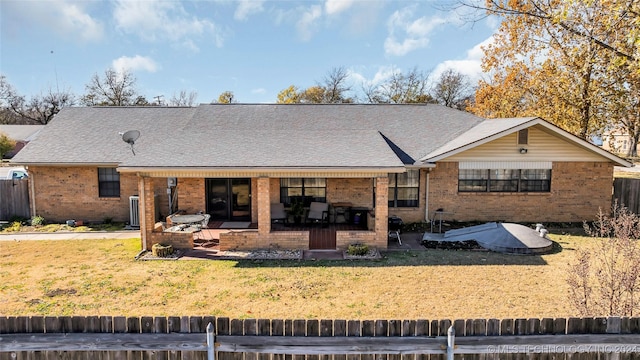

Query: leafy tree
[364,67,433,104]
[0,74,75,124]
[464,0,639,141]
[215,91,236,104]
[567,202,640,316]
[276,67,354,104]
[431,69,474,110]
[276,85,301,104]
[169,90,198,107]
[82,68,140,106]
[0,132,16,159]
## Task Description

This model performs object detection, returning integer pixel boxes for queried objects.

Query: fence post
[207,322,216,360]
[447,325,455,360]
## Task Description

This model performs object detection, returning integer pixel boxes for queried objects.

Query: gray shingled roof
[12,104,483,168]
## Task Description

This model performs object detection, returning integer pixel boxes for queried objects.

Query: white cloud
[112,0,223,50]
[384,6,447,56]
[235,0,265,21]
[432,36,495,84]
[2,0,103,42]
[112,55,159,74]
[324,0,355,15]
[296,5,323,41]
[251,88,267,94]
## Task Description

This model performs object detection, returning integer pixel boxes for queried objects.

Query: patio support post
[139,176,155,251]
[257,177,270,235]
[375,176,389,247]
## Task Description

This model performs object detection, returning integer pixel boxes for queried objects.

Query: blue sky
[1,0,497,104]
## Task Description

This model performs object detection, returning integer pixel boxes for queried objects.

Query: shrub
[2,221,22,232]
[567,202,640,316]
[347,243,369,256]
[31,215,45,226]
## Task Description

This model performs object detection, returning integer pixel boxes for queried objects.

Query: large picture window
[280,178,326,206]
[98,168,120,198]
[388,169,419,207]
[459,169,551,193]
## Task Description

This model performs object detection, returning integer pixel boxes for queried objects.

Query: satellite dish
[120,130,140,155]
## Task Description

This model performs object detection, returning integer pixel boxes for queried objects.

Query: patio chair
[388,216,403,245]
[271,203,288,224]
[200,213,211,228]
[307,202,329,227]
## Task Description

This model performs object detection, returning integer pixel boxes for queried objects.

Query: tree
[275,67,355,104]
[0,74,75,124]
[276,85,301,104]
[567,202,640,316]
[467,0,622,140]
[431,69,474,110]
[169,90,198,107]
[464,0,639,141]
[363,68,433,104]
[0,132,15,159]
[82,68,140,106]
[318,66,353,103]
[215,91,236,104]
[461,0,639,73]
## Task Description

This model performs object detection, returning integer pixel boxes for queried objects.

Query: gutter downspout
[28,167,36,218]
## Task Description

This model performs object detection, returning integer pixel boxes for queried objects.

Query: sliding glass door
[206,178,251,221]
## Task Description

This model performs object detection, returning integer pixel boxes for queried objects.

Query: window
[388,169,419,207]
[459,169,550,193]
[280,178,326,206]
[517,129,529,145]
[98,168,120,197]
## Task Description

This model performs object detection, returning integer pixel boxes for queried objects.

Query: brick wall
[327,178,373,208]
[428,162,614,223]
[219,230,309,251]
[147,231,194,250]
[29,167,171,224]
[177,178,205,214]
[336,231,376,250]
[28,166,139,223]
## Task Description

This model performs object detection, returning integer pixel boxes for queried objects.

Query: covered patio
[136,175,396,253]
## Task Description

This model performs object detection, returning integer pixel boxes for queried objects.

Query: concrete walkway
[0,231,141,241]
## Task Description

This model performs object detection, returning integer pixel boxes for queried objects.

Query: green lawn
[0,231,590,320]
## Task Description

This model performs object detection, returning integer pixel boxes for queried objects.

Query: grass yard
[0,231,591,320]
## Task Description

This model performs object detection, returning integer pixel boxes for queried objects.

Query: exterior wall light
[519,148,528,154]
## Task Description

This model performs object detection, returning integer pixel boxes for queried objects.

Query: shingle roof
[11,104,483,168]
[12,104,628,168]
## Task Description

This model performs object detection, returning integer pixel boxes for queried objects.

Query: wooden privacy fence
[0,178,29,221]
[613,178,640,214]
[1,316,640,359]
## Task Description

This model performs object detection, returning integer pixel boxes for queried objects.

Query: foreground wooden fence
[1,316,640,359]
[0,179,29,221]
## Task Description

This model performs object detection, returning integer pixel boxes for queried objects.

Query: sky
[0,0,497,105]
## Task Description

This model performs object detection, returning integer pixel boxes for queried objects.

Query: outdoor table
[171,214,205,225]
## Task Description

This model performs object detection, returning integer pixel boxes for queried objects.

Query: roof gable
[421,117,631,167]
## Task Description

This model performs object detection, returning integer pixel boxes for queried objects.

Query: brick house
[11,104,630,251]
